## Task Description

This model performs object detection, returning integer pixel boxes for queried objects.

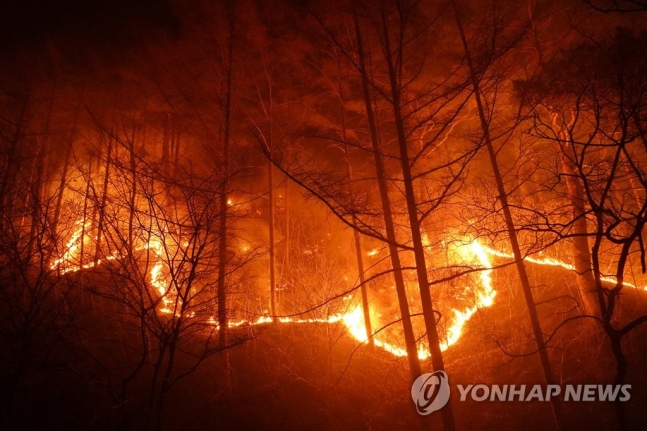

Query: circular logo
[411,371,451,415]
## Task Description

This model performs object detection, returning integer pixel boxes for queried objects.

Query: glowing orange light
[49,223,511,359]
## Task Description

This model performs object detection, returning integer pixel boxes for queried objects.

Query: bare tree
[525,27,647,430]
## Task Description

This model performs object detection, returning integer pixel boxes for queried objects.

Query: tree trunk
[378,6,456,429]
[27,82,57,260]
[80,154,93,266]
[128,124,137,250]
[609,333,628,431]
[217,132,230,349]
[51,134,74,241]
[335,48,373,345]
[283,176,290,283]
[551,117,599,318]
[353,6,421,378]
[95,131,113,263]
[162,113,173,213]
[560,152,599,317]
[217,4,234,348]
[52,84,84,241]
[453,4,563,429]
[26,135,46,260]
[269,137,277,320]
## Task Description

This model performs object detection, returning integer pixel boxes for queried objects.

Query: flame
[51,218,177,312]
[147,237,167,296]
[351,239,499,359]
[50,225,501,359]
[50,207,647,367]
[439,240,496,351]
[480,246,647,291]
[49,220,91,273]
[340,305,429,358]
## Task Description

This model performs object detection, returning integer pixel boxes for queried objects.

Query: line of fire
[1,0,646,430]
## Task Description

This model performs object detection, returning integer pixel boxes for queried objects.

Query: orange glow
[439,240,496,351]
[53,217,639,357]
[50,227,499,359]
[49,220,91,273]
[480,246,647,291]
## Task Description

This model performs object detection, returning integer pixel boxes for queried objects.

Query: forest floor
[3,260,647,430]
[162,260,647,431]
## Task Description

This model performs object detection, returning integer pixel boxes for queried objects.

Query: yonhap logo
[411,370,451,415]
[410,371,632,415]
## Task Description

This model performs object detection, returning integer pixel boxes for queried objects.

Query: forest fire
[45,213,647,361]
[50,220,498,359]
[481,247,647,292]
[48,220,88,273]
[3,0,647,429]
